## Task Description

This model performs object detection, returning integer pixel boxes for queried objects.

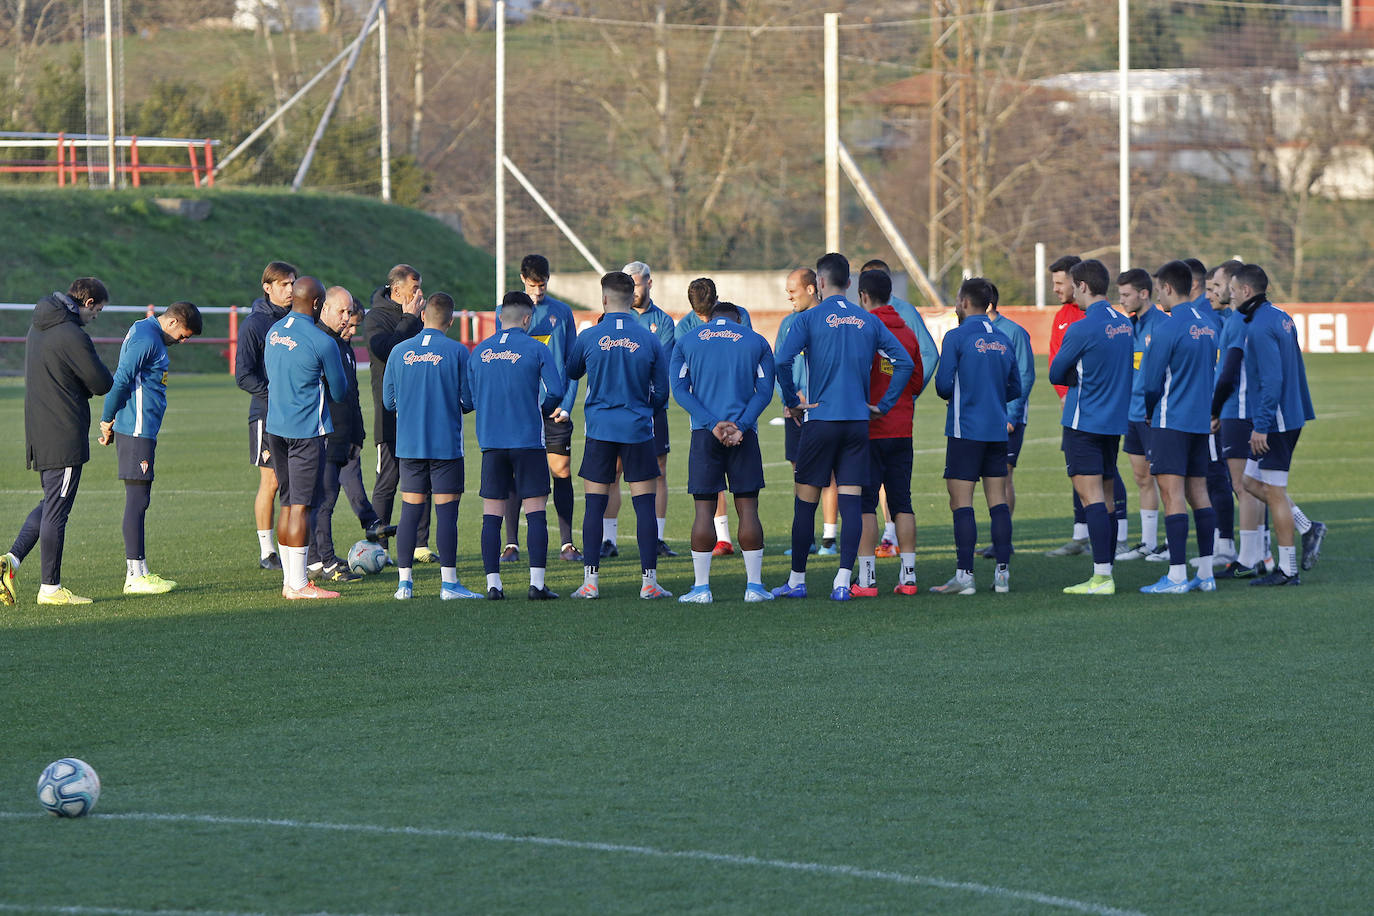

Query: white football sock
[1197,555,1214,579]
[285,545,309,590]
[857,555,876,588]
[1116,517,1128,544]
[397,567,413,584]
[1278,545,1297,576]
[1290,503,1312,535]
[743,549,764,585]
[257,529,275,559]
[486,572,501,590]
[1073,522,1089,540]
[126,559,141,579]
[1093,562,1113,577]
[788,570,806,588]
[657,517,666,540]
[1168,564,1187,584]
[822,523,838,540]
[691,550,712,587]
[583,566,599,587]
[642,568,658,589]
[441,567,457,586]
[1140,509,1159,550]
[899,552,916,585]
[39,583,60,596]
[833,567,852,590]
[882,522,896,543]
[604,518,618,544]
[1238,529,1261,567]
[1216,536,1234,559]
[530,567,545,589]
[713,515,731,543]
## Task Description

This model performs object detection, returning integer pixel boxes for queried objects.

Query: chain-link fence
[2,0,1367,304]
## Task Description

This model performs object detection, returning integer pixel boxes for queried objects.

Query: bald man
[264,276,349,599]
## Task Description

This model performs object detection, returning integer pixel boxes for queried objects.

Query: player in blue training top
[1199,259,1243,568]
[977,281,1035,560]
[598,260,677,561]
[929,278,1021,596]
[263,276,349,601]
[670,300,776,604]
[565,270,671,600]
[382,292,478,601]
[493,254,584,566]
[1138,260,1220,594]
[774,252,915,601]
[466,291,567,601]
[1221,264,1318,586]
[1048,258,1134,596]
[1115,268,1166,564]
[97,300,201,596]
[675,276,753,558]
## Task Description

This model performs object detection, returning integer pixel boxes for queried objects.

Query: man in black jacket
[309,289,394,581]
[235,260,296,570]
[362,263,434,561]
[1,278,114,606]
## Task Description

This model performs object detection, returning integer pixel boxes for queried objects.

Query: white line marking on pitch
[0,810,1144,915]
[0,905,397,916]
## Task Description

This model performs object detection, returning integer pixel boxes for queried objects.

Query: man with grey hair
[601,260,679,559]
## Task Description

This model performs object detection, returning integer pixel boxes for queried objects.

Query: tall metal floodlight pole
[104,0,117,187]
[379,0,392,201]
[1118,0,1130,271]
[824,13,840,253]
[495,0,506,306]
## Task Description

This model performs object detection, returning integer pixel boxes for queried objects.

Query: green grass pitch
[2,355,1371,914]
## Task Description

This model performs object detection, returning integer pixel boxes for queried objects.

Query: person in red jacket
[849,270,924,597]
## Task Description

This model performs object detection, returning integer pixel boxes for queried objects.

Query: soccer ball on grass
[37,758,101,817]
[347,540,389,575]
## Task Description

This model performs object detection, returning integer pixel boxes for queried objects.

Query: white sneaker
[994,565,1009,593]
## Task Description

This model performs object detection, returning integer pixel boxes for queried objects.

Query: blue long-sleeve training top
[774,295,915,421]
[774,311,808,401]
[566,313,669,444]
[1243,301,1315,435]
[1140,304,1219,435]
[101,316,170,439]
[263,312,348,439]
[670,317,776,432]
[1128,305,1169,423]
[382,328,469,460]
[1213,310,1251,420]
[934,315,1021,442]
[889,294,940,388]
[675,305,751,343]
[990,312,1035,426]
[465,326,566,451]
[496,294,579,414]
[1048,299,1134,436]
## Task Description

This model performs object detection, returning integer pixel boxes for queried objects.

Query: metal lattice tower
[928,0,975,288]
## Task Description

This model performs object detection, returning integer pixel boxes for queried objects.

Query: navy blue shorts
[794,419,871,488]
[862,437,914,513]
[268,434,325,507]
[1255,427,1301,472]
[1005,423,1026,468]
[687,428,765,495]
[1219,418,1254,461]
[580,437,660,484]
[1062,428,1121,478]
[544,414,574,457]
[480,448,550,500]
[400,457,465,495]
[784,417,802,464]
[116,435,156,482]
[653,408,670,456]
[1123,419,1152,457]
[944,437,1008,481]
[1148,428,1209,477]
[249,419,272,468]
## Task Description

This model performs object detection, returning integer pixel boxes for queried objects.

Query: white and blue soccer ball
[37,758,101,817]
[347,540,389,575]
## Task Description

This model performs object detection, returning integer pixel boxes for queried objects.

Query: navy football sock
[1072,490,1086,526]
[503,490,520,549]
[632,492,657,572]
[435,501,458,569]
[1112,468,1128,523]
[1165,512,1189,567]
[1193,506,1217,560]
[791,496,818,573]
[1085,501,1113,567]
[953,506,977,573]
[552,476,575,545]
[989,502,1012,565]
[122,482,151,561]
[396,501,424,569]
[837,494,862,573]
[481,512,502,574]
[583,493,608,569]
[526,510,548,570]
